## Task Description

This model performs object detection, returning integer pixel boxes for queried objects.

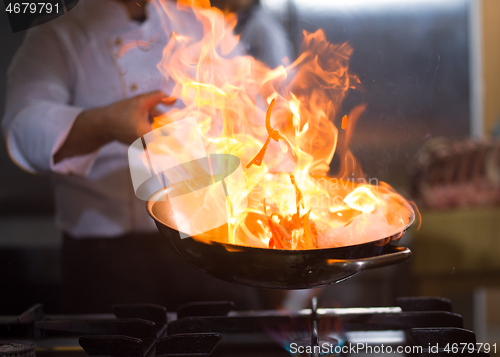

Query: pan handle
[325,246,411,272]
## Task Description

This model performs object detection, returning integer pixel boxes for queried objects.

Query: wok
[147,186,413,290]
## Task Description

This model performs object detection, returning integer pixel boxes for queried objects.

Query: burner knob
[0,341,35,357]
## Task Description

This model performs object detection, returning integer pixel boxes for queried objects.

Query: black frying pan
[147,186,413,289]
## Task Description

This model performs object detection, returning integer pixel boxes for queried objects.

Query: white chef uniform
[2,0,178,238]
[2,0,292,239]
[2,0,294,313]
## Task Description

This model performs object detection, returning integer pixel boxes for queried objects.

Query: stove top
[0,297,492,357]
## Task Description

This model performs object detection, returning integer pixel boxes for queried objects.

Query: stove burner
[156,333,221,356]
[0,297,490,357]
[79,335,144,357]
[409,328,488,356]
[310,297,319,356]
[176,301,234,319]
[396,297,452,312]
[0,341,35,357]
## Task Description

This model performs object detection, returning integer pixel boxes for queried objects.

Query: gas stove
[0,297,491,357]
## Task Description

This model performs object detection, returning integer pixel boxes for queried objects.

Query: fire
[246,98,285,169]
[149,0,415,249]
[344,187,379,214]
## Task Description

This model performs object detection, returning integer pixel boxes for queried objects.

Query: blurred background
[0,0,499,347]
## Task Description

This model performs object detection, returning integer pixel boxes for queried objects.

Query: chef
[2,0,292,312]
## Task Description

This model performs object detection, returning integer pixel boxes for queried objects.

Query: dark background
[289,0,470,187]
[0,0,471,314]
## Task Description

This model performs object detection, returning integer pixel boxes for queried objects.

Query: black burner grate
[0,297,491,357]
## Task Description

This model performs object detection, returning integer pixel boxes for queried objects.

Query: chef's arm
[53,91,174,163]
[1,24,173,176]
[3,25,88,175]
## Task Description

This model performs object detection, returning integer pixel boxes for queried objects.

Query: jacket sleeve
[2,23,97,176]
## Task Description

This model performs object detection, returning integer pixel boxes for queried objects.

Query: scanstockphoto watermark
[128,117,249,238]
[289,342,424,355]
[289,342,498,355]
[248,174,380,192]
[3,0,80,33]
[247,174,381,210]
[127,117,383,238]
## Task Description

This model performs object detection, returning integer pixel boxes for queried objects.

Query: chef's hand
[102,90,176,145]
[54,91,175,164]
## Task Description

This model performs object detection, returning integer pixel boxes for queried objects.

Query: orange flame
[150,0,415,249]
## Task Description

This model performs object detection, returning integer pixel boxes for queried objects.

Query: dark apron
[61,232,265,313]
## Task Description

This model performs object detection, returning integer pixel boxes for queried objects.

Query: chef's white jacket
[2,0,292,238]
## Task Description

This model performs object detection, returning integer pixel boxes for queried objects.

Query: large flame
[149,0,414,249]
